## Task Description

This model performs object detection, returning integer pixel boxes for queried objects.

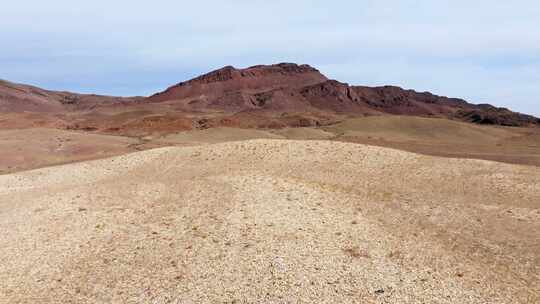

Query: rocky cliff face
[148,63,328,107]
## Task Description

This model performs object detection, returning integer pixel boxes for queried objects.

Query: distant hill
[0,79,141,112]
[148,63,539,127]
[1,63,538,132]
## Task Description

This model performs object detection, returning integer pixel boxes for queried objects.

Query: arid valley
[1,63,539,303]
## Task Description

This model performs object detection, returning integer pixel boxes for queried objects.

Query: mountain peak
[177,63,322,87]
[148,63,328,102]
[246,63,320,74]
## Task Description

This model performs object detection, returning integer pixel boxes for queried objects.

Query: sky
[1,0,539,116]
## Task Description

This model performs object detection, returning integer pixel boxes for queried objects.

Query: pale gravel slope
[0,140,539,303]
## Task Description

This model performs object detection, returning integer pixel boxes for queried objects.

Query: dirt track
[1,140,539,303]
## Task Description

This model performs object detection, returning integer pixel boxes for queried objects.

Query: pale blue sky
[1,1,539,116]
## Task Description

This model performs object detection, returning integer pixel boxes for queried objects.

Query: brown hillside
[1,63,538,135]
[147,63,540,127]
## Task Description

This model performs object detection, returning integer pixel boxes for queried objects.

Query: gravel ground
[0,139,538,303]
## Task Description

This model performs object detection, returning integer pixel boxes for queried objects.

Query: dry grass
[325,116,540,166]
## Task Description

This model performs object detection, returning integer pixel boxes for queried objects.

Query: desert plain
[0,64,539,303]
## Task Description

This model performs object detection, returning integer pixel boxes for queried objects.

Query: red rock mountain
[148,63,539,127]
[1,63,538,132]
[148,63,328,112]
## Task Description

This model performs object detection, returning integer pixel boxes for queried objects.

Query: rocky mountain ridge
[1,63,538,128]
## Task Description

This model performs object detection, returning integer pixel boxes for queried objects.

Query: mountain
[148,63,540,127]
[1,63,538,133]
[0,79,141,112]
[148,63,328,112]
[0,79,65,112]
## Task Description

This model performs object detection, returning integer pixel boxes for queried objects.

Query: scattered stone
[343,246,370,258]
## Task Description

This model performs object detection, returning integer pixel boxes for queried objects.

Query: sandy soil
[157,127,284,145]
[1,140,538,303]
[2,115,539,176]
[0,128,141,174]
